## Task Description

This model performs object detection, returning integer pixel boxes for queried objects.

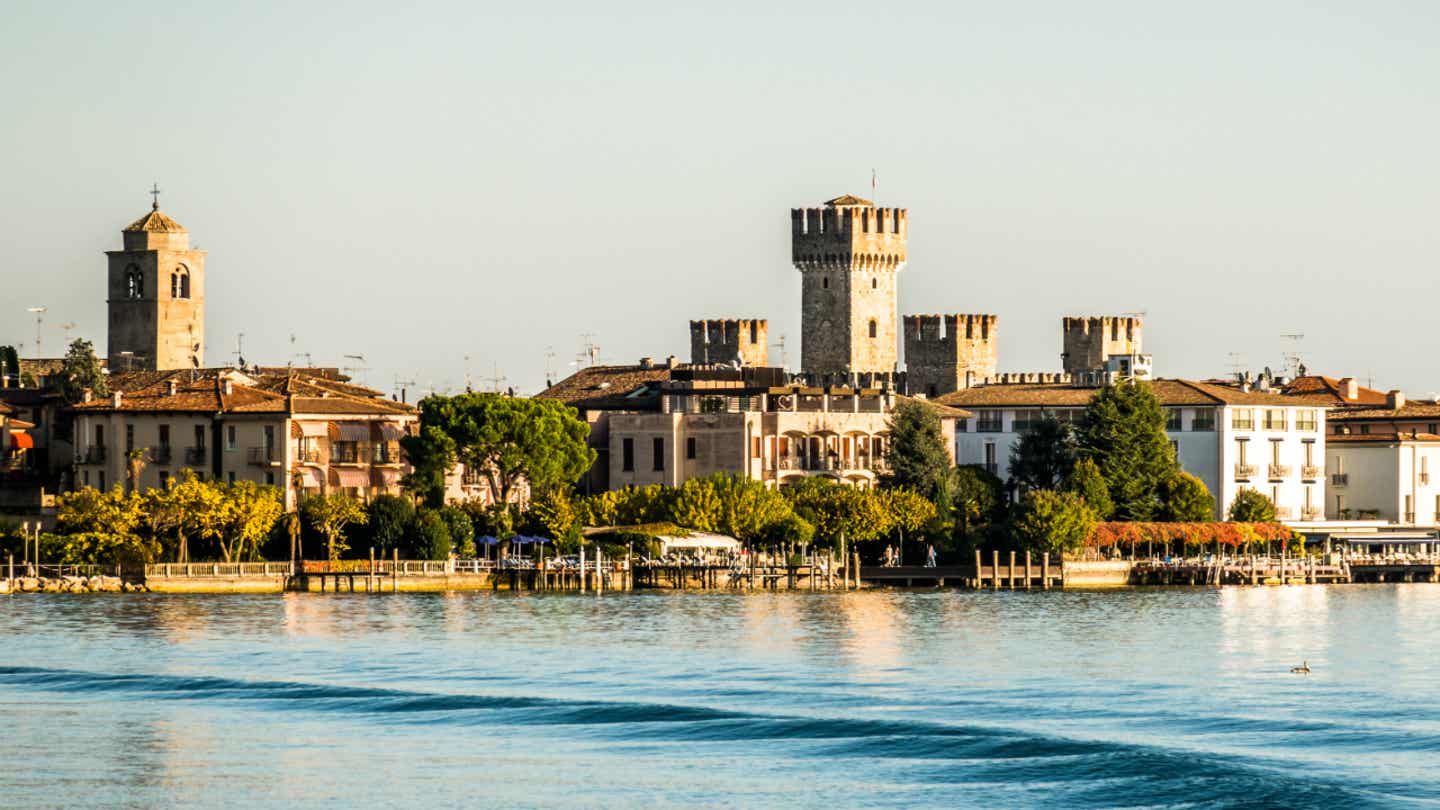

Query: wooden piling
[1008,551,1016,590]
[1025,551,1032,590]
[369,547,376,593]
[1042,552,1050,589]
[974,549,982,589]
[991,549,999,591]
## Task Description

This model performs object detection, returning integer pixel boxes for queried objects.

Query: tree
[399,425,455,506]
[53,485,156,565]
[1228,489,1277,523]
[710,474,795,543]
[527,487,580,541]
[885,401,954,503]
[125,447,149,494]
[1009,490,1097,555]
[437,506,476,557]
[408,509,452,561]
[1064,458,1114,520]
[301,493,368,560]
[1159,473,1216,522]
[1008,414,1077,490]
[1077,381,1179,521]
[217,481,284,563]
[953,465,1005,541]
[783,479,891,549]
[366,494,416,555]
[879,488,938,561]
[56,339,109,405]
[168,471,226,562]
[402,393,596,507]
[669,476,722,532]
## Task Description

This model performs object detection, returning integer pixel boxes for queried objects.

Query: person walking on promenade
[924,544,937,568]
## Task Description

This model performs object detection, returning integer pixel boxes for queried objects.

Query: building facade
[792,195,907,381]
[903,314,999,398]
[106,201,206,371]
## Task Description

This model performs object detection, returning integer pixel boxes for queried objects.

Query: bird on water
[1290,661,1311,674]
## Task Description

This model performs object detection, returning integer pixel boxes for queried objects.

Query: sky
[3,1,1438,398]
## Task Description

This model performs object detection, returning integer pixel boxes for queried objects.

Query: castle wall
[1061,316,1142,375]
[903,314,999,397]
[689,319,768,366]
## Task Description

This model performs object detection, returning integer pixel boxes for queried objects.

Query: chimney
[167,378,178,397]
[639,357,654,369]
[222,379,233,396]
[666,355,679,369]
[1339,377,1358,401]
[111,391,122,408]
[1387,389,1406,410]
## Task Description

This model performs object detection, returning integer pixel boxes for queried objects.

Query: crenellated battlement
[690,319,768,367]
[1061,316,1143,375]
[791,197,908,272]
[902,313,999,398]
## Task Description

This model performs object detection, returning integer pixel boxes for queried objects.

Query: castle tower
[903,314,999,397]
[106,198,206,371]
[689,319,768,366]
[792,195,907,381]
[1061,316,1141,375]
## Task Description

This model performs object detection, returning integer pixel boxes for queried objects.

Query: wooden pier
[861,550,1061,589]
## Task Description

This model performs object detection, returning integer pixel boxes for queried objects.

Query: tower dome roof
[123,206,186,233]
[824,194,874,208]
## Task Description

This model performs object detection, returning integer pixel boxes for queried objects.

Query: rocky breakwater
[6,575,147,594]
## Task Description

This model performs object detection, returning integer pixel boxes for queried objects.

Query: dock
[861,550,1062,589]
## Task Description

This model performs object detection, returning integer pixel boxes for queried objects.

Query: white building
[939,379,1329,521]
[1323,390,1440,526]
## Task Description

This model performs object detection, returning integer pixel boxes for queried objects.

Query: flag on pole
[871,169,877,202]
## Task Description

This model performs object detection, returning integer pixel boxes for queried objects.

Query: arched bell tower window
[125,267,143,299]
[171,266,191,299]
[868,319,878,339]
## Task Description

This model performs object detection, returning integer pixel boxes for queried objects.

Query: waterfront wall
[1061,560,1134,588]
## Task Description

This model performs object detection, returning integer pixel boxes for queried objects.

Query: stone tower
[792,195,907,382]
[903,314,999,398]
[1061,316,1141,375]
[689,319,769,366]
[106,200,206,371]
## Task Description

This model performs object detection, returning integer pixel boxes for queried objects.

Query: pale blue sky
[4,1,1438,396]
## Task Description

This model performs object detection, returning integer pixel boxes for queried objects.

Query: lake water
[2,587,1439,808]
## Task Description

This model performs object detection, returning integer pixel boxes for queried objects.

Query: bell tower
[791,195,907,383]
[106,191,206,371]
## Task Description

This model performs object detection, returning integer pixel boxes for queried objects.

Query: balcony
[80,446,107,464]
[1422,473,1432,485]
[1301,465,1323,481]
[1331,473,1349,487]
[1274,506,1294,519]
[1234,463,1259,480]
[295,447,321,464]
[330,444,362,465]
[1301,507,1324,521]
[371,443,402,465]
[1404,512,1416,524]
[1191,419,1216,432]
[150,446,172,465]
[975,417,1004,434]
[1268,464,1292,480]
[247,446,280,466]
[1232,419,1255,431]
[185,447,207,466]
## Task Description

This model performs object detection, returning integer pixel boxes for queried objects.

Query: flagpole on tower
[871,168,877,203]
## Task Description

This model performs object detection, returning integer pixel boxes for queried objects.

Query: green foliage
[409,509,452,561]
[53,485,155,565]
[1009,489,1098,555]
[1077,381,1179,521]
[1064,458,1114,520]
[669,476,722,532]
[437,506,476,557]
[1158,472,1216,522]
[1228,489,1278,523]
[401,393,597,506]
[398,425,454,506]
[216,480,284,563]
[1008,414,1077,490]
[527,488,580,542]
[783,478,891,548]
[301,493,368,561]
[57,339,109,405]
[885,401,954,504]
[953,464,1005,539]
[759,513,815,547]
[365,494,416,555]
[878,489,937,538]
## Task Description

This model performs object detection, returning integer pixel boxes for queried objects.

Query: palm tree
[126,447,149,493]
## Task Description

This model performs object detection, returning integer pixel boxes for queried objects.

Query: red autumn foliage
[1087,521,1297,550]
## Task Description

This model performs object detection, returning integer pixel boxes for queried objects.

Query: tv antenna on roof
[60,322,76,346]
[771,334,788,371]
[26,307,45,356]
[342,354,368,384]
[483,363,507,394]
[544,347,557,388]
[1280,333,1305,380]
[1227,352,1246,379]
[463,354,473,392]
[578,333,600,368]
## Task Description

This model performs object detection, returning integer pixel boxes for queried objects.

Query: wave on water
[2,664,1431,808]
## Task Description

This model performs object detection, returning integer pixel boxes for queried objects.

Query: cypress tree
[1077,381,1179,521]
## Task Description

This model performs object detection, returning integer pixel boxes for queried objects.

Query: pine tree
[1077,381,1179,521]
[1008,413,1077,490]
[885,401,954,505]
[1064,458,1114,520]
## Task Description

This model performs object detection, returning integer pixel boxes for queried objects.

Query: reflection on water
[3,587,1440,808]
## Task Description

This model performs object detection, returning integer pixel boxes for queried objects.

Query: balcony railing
[150,446,173,465]
[1301,507,1323,521]
[1331,473,1349,487]
[1297,420,1318,432]
[1268,464,1292,480]
[330,446,362,464]
[775,456,879,473]
[80,446,107,464]
[1404,512,1416,524]
[1232,419,1255,431]
[1234,463,1259,479]
[1301,465,1323,480]
[1422,473,1431,485]
[371,443,401,465]
[185,447,207,466]
[295,448,321,464]
[1191,419,1216,432]
[1274,506,1294,519]
[975,419,1004,434]
[247,446,279,466]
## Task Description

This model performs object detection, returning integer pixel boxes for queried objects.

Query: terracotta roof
[73,369,413,417]
[894,396,971,419]
[1281,375,1388,406]
[71,377,286,414]
[1329,431,1440,444]
[123,207,186,233]
[936,379,1326,409]
[537,364,678,410]
[0,400,12,416]
[1330,402,1440,421]
[825,194,874,207]
[288,395,414,415]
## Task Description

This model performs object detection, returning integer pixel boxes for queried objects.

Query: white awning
[657,533,741,553]
[296,421,328,438]
[331,468,369,488]
[297,467,324,488]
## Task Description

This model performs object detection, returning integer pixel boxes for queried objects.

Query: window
[1165,409,1183,431]
[1192,410,1216,431]
[622,438,634,471]
[751,436,761,457]
[652,437,665,471]
[871,278,877,289]
[1296,409,1318,431]
[159,470,170,489]
[99,471,106,490]
[83,470,90,487]
[822,277,829,289]
[264,425,275,450]
[1237,439,1249,465]
[125,267,143,299]
[1271,439,1282,466]
[976,411,1004,433]
[228,471,236,484]
[1013,410,1050,432]
[749,322,758,343]
[686,437,697,459]
[226,425,237,450]
[1360,424,1370,435]
[125,424,134,453]
[1231,409,1254,430]
[1304,440,1315,467]
[265,471,275,486]
[983,443,997,475]
[1263,409,1287,431]
[332,441,359,463]
[194,424,205,449]
[158,424,170,449]
[171,267,190,299]
[699,396,725,413]
[868,319,878,339]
